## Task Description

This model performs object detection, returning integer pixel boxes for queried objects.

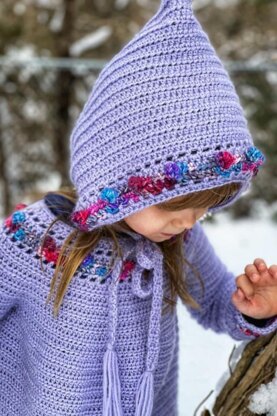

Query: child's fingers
[244,264,260,283]
[236,274,255,298]
[253,258,267,272]
[268,265,277,279]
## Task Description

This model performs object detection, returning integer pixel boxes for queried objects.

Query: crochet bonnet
[66,0,265,414]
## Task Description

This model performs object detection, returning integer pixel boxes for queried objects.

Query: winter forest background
[0,0,277,217]
[0,0,276,415]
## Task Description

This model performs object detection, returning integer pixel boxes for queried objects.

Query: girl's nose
[171,210,197,230]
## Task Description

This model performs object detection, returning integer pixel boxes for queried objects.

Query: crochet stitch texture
[1,0,275,415]
[69,0,265,232]
[0,200,276,416]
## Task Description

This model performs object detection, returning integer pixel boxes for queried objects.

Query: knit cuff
[236,312,277,338]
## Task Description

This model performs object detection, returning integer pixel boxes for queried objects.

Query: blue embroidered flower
[214,166,231,178]
[13,228,26,241]
[245,147,265,163]
[95,266,108,277]
[100,188,120,203]
[12,211,26,224]
[231,161,242,173]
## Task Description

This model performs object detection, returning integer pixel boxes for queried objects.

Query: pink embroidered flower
[125,192,140,203]
[216,151,237,169]
[242,161,258,173]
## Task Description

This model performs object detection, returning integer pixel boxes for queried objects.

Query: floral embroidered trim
[71,146,265,231]
[4,204,135,283]
[238,326,260,338]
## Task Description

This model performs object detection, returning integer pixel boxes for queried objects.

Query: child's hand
[232,258,277,320]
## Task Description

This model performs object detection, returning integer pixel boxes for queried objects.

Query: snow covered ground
[177,208,277,415]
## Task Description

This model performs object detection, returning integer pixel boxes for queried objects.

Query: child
[1,0,276,415]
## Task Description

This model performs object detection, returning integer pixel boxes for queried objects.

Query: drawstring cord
[102,236,164,416]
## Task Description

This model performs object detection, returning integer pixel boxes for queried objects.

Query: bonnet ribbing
[69,0,265,232]
[67,0,266,414]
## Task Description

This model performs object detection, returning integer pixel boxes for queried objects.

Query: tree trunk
[200,332,276,416]
[52,0,76,187]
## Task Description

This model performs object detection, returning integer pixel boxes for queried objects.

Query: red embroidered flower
[14,203,27,211]
[43,249,60,263]
[42,236,57,252]
[4,216,13,228]
[128,176,145,192]
[120,260,135,281]
[163,177,176,190]
[72,209,90,226]
[216,151,237,169]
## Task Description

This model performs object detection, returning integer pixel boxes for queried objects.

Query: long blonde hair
[43,182,241,317]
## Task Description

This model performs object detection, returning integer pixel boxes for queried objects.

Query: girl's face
[124,197,208,242]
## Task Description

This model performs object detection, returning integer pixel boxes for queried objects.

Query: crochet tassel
[135,371,154,416]
[103,344,123,416]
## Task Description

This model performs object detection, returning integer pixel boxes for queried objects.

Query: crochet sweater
[0,199,276,416]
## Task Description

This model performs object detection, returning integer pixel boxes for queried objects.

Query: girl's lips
[161,233,176,237]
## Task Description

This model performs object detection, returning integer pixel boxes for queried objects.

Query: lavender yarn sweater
[0,199,276,415]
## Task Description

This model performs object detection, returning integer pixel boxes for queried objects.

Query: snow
[70,27,113,57]
[248,369,277,416]
[115,0,131,10]
[178,208,277,415]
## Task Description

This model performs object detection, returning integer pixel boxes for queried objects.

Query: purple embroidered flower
[100,188,120,204]
[105,203,120,214]
[164,162,183,180]
[82,255,95,268]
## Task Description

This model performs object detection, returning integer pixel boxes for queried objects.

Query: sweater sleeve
[0,221,20,321]
[182,222,277,340]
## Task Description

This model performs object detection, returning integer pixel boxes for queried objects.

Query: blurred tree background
[0,0,276,218]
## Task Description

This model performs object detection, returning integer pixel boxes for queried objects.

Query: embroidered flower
[14,228,26,241]
[128,176,145,192]
[120,260,136,281]
[215,151,237,170]
[14,203,27,211]
[12,211,26,225]
[238,326,260,338]
[100,188,120,204]
[82,254,95,268]
[95,266,108,278]
[164,162,183,180]
[70,146,265,230]
[245,146,265,164]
